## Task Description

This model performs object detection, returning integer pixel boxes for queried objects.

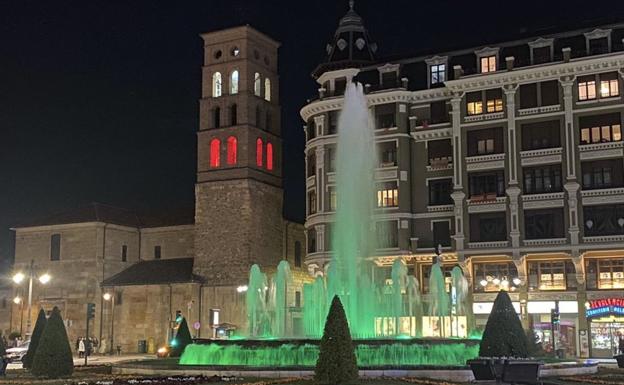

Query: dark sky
[1,0,622,266]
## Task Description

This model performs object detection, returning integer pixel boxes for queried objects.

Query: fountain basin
[179,338,480,367]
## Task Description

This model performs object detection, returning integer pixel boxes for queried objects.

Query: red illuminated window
[256,138,263,167]
[226,136,237,165]
[267,142,274,170]
[210,138,221,167]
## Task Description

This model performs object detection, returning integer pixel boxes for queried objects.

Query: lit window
[212,72,222,97]
[256,138,263,167]
[467,101,483,115]
[328,187,337,211]
[430,64,445,85]
[266,142,274,170]
[600,79,619,98]
[254,73,261,96]
[486,99,503,113]
[226,136,237,165]
[580,124,622,144]
[264,78,271,101]
[578,78,596,100]
[210,139,221,167]
[376,182,399,207]
[230,70,239,94]
[480,56,496,73]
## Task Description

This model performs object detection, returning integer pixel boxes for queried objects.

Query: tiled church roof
[101,257,202,286]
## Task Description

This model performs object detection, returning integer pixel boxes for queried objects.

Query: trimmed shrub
[170,317,193,357]
[31,307,73,378]
[479,290,529,358]
[315,295,358,385]
[0,333,5,356]
[23,308,47,369]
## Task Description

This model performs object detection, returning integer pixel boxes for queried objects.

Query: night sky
[1,0,622,267]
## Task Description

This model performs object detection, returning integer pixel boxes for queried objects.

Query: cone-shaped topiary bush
[315,295,358,385]
[170,317,193,357]
[23,308,47,369]
[0,333,6,356]
[31,307,73,378]
[479,290,529,358]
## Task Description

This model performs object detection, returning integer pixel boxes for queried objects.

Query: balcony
[579,141,624,161]
[374,166,398,180]
[427,204,454,213]
[517,104,562,116]
[468,240,509,249]
[523,238,567,247]
[581,187,624,206]
[519,147,563,167]
[521,192,565,210]
[464,111,505,123]
[427,156,453,172]
[465,153,505,171]
[467,195,507,213]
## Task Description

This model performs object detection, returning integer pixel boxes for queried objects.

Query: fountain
[180,82,478,367]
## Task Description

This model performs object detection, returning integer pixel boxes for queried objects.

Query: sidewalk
[7,354,154,370]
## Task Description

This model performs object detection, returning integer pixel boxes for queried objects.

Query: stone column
[315,146,325,213]
[560,76,580,245]
[504,84,521,248]
[573,251,589,357]
[450,94,466,254]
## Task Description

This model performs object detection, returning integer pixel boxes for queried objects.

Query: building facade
[301,5,624,358]
[8,26,307,353]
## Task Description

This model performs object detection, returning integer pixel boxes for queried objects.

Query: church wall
[139,225,195,260]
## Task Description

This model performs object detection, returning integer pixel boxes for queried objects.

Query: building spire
[349,0,354,11]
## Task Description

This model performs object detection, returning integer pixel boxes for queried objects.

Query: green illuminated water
[179,342,479,367]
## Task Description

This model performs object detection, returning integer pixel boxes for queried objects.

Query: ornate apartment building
[301,4,624,358]
[8,26,306,353]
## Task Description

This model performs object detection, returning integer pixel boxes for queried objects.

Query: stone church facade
[7,26,307,353]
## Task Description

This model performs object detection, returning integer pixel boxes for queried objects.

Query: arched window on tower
[210,138,221,167]
[230,104,237,126]
[254,73,261,96]
[230,70,239,94]
[212,72,222,97]
[256,138,263,167]
[226,136,237,165]
[267,142,274,171]
[264,78,271,101]
[213,107,220,128]
[256,106,262,128]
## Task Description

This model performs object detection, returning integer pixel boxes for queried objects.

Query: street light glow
[13,296,21,304]
[12,272,25,284]
[38,273,51,284]
[236,285,248,293]
[103,293,112,301]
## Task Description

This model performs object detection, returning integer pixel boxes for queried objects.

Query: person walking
[618,336,624,355]
[78,338,85,358]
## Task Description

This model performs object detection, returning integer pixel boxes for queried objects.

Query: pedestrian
[78,338,85,358]
[619,336,624,355]
[0,352,8,377]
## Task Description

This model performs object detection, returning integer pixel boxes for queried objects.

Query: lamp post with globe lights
[103,292,115,354]
[12,260,52,336]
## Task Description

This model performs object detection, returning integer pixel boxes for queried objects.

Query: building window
[468,171,505,199]
[376,221,398,249]
[266,142,274,171]
[466,91,483,115]
[254,72,261,96]
[582,160,624,190]
[467,127,503,156]
[480,55,496,73]
[376,182,398,208]
[209,138,221,168]
[264,78,271,101]
[307,153,316,177]
[294,241,302,268]
[524,209,564,239]
[307,229,316,253]
[589,37,609,55]
[212,72,222,97]
[334,77,347,95]
[256,138,263,167]
[541,81,559,106]
[580,113,622,144]
[528,261,575,291]
[306,120,316,140]
[469,213,507,242]
[578,75,597,101]
[473,262,519,293]
[432,221,451,247]
[430,64,445,85]
[429,178,453,206]
[226,136,237,165]
[328,111,338,134]
[522,120,560,150]
[121,245,127,262]
[519,83,538,109]
[327,148,336,172]
[154,245,162,260]
[379,144,397,167]
[50,234,61,261]
[376,103,396,129]
[532,46,551,64]
[213,107,220,128]
[586,258,624,290]
[230,70,239,94]
[485,89,503,113]
[430,100,448,124]
[328,186,337,211]
[428,139,452,167]
[584,204,624,236]
[523,165,562,194]
[308,191,317,215]
[421,264,453,293]
[230,104,237,126]
[600,72,619,98]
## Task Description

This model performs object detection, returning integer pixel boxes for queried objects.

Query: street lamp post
[12,260,51,336]
[103,292,115,354]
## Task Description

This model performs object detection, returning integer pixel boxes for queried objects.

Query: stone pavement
[7,354,154,370]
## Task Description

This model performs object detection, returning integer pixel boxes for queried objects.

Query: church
[6,26,307,353]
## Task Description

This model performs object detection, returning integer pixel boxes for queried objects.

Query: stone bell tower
[194,26,284,287]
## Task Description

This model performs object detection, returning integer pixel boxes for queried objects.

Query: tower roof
[312,1,377,78]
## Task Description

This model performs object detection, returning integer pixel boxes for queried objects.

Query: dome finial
[349,0,354,10]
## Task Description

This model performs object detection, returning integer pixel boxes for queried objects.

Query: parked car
[6,340,30,363]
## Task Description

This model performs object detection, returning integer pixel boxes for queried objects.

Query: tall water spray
[270,260,292,338]
[246,264,269,337]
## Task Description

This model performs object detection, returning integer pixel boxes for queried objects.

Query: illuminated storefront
[586,298,624,358]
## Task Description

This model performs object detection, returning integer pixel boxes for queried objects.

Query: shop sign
[586,298,624,318]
